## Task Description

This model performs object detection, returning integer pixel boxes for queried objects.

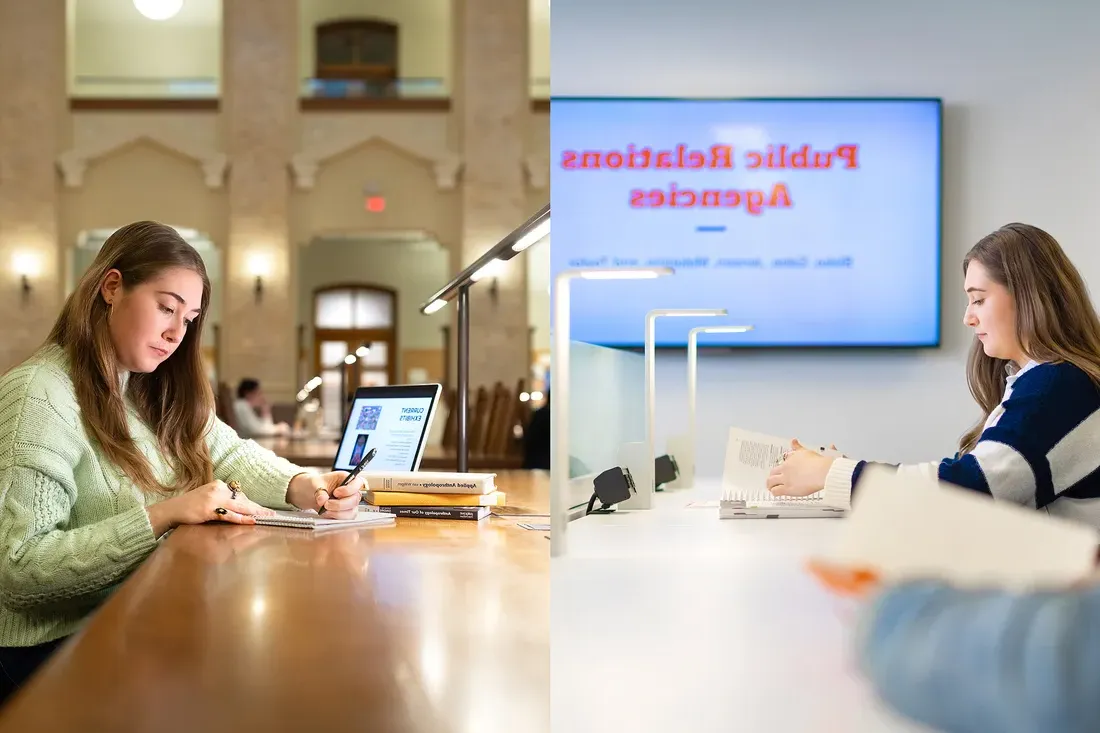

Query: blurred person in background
[523,390,550,470]
[234,378,289,438]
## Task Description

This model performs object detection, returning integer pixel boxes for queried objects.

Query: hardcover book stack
[361,471,502,521]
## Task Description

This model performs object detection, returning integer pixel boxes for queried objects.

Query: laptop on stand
[332,384,443,473]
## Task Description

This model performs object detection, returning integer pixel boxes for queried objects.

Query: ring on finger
[228,480,240,500]
[214,507,228,516]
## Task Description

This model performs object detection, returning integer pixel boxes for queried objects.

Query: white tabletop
[552,480,936,733]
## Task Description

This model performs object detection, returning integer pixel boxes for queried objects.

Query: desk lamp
[551,266,673,558]
[677,324,754,487]
[418,204,549,472]
[641,309,726,506]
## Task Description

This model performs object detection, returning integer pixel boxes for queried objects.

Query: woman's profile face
[963,260,1024,365]
[101,266,204,373]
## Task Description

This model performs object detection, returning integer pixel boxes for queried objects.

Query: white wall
[71,0,222,83]
[552,0,1100,476]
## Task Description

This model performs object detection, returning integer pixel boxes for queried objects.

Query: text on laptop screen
[334,393,436,472]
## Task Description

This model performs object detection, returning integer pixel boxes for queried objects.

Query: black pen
[318,447,376,515]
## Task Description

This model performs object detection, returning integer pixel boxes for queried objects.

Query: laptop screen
[332,384,443,473]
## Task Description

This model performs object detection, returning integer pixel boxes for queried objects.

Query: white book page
[816,465,1100,590]
[723,427,830,500]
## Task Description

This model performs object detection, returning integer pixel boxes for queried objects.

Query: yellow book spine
[365,490,506,507]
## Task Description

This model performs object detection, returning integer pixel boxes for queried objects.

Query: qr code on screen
[356,405,381,430]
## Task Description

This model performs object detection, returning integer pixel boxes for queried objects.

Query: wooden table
[0,471,549,732]
[255,438,523,471]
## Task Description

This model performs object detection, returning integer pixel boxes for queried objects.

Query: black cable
[585,491,615,515]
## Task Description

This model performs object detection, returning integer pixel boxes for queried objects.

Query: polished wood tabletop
[254,437,523,471]
[0,470,549,733]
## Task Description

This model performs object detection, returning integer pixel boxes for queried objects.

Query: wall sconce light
[471,258,505,301]
[12,252,40,305]
[247,254,271,304]
[297,375,323,402]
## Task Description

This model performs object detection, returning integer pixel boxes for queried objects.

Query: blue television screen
[550,97,942,348]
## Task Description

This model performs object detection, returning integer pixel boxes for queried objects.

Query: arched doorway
[312,283,397,429]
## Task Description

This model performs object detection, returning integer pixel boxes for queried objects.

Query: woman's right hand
[146,480,274,537]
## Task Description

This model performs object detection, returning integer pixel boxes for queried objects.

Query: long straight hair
[48,221,215,494]
[959,223,1100,453]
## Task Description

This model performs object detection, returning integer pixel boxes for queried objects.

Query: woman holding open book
[770,223,1100,731]
[0,222,364,703]
[767,223,1100,529]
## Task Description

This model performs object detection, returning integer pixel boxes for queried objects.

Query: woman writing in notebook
[0,222,364,702]
[767,222,1100,528]
[771,223,1100,732]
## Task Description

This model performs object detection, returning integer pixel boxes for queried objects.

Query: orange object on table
[806,559,881,598]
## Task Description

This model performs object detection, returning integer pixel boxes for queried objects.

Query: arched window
[315,19,398,98]
[313,284,397,429]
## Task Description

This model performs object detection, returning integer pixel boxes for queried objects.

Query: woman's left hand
[766,439,836,496]
[288,471,366,519]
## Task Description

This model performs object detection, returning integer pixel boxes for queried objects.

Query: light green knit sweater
[0,343,303,646]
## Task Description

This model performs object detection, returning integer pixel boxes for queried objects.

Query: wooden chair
[216,382,237,430]
[271,403,297,426]
[441,388,457,450]
[486,382,518,456]
[481,382,505,456]
[507,379,530,456]
[468,386,491,454]
[435,381,529,466]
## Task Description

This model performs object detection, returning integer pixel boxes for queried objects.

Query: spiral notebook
[255,509,395,531]
[719,490,846,518]
[718,427,846,519]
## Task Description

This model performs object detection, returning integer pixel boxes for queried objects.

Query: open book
[255,509,395,531]
[809,465,1100,594]
[719,427,845,518]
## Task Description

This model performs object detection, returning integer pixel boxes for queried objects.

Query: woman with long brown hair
[0,222,364,699]
[767,223,1100,528]
[761,222,1100,730]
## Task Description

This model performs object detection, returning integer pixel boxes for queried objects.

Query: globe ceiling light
[134,0,183,21]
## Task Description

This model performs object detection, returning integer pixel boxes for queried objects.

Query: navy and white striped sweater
[822,360,1100,528]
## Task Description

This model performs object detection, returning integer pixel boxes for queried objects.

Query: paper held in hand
[719,427,845,517]
[722,427,796,497]
[808,464,1100,595]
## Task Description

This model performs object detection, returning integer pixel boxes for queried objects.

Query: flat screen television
[549,97,943,348]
